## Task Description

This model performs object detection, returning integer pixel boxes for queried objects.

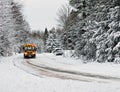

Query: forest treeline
[44,0,120,63]
[0,0,120,63]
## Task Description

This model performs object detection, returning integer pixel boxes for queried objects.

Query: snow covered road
[22,53,120,82]
[0,54,120,92]
[26,60,120,82]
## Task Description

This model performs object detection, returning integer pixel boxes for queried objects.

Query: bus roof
[24,44,36,47]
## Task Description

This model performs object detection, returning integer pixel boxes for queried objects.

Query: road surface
[13,54,120,83]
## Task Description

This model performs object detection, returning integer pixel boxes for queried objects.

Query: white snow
[31,53,120,78]
[0,54,120,92]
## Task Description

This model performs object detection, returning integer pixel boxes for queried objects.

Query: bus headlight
[32,52,35,54]
[24,52,28,55]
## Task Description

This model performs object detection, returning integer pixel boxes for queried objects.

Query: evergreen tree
[57,0,120,62]
[93,3,120,62]
[43,28,49,51]
[46,28,61,53]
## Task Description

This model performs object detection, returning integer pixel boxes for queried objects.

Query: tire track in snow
[13,55,120,83]
[12,56,43,78]
[26,60,120,83]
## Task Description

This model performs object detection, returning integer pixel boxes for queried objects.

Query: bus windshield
[24,46,35,51]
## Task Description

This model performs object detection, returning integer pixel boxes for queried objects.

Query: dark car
[52,48,64,56]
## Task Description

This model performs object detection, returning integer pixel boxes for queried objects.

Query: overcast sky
[18,0,68,31]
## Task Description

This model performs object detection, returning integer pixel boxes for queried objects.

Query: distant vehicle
[52,48,64,56]
[23,44,37,58]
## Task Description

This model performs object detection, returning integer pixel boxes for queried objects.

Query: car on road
[52,48,64,56]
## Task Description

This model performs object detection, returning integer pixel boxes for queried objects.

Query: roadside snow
[0,54,120,92]
[31,53,120,78]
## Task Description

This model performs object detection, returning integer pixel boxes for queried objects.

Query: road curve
[12,55,120,83]
[26,60,120,83]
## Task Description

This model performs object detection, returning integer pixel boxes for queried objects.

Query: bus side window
[23,47,25,50]
[35,47,37,51]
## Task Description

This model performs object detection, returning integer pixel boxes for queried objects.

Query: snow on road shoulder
[0,54,120,92]
[31,53,120,78]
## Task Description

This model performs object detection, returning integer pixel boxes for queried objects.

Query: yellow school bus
[23,44,37,58]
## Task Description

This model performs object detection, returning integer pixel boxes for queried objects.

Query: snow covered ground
[0,53,120,92]
[30,53,120,79]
